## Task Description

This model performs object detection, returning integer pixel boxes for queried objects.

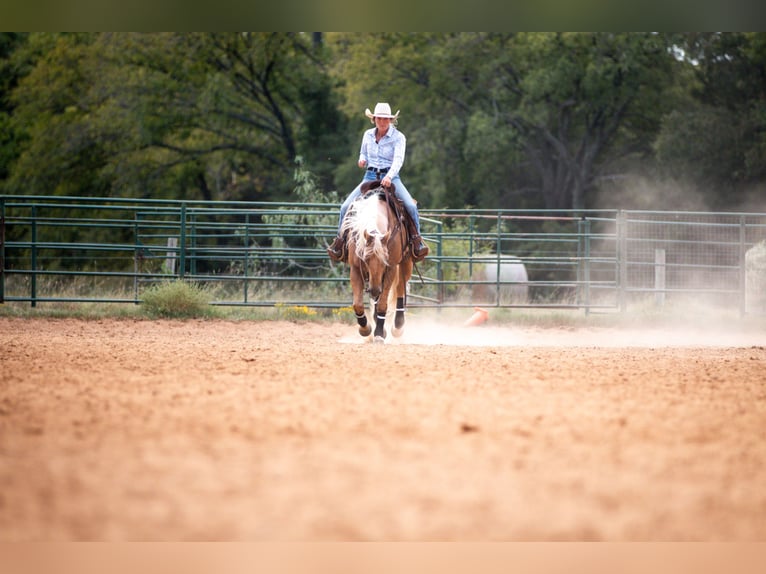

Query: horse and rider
[327,102,429,265]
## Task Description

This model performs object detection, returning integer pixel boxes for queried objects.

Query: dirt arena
[1,315,765,541]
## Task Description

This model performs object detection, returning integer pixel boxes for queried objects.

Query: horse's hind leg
[392,260,413,337]
[393,294,406,336]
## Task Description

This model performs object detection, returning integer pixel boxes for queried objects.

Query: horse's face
[360,229,390,300]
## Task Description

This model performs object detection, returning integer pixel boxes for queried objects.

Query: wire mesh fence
[619,211,766,314]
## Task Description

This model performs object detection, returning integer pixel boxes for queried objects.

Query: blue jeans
[338,172,421,235]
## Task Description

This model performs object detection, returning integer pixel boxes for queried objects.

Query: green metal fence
[2,195,766,314]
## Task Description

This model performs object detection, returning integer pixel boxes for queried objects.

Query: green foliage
[0,33,28,186]
[652,33,766,207]
[260,156,340,256]
[1,31,766,216]
[328,32,679,211]
[5,33,110,196]
[2,33,345,203]
[654,105,744,189]
[140,280,214,319]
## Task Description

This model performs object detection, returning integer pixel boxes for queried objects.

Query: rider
[327,102,429,263]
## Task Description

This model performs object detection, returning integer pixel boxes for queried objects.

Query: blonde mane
[341,193,390,266]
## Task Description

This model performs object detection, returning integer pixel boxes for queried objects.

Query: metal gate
[2,195,766,315]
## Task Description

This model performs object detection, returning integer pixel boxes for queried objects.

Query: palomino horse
[341,181,413,343]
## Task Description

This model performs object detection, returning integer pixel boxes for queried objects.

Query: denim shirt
[358,125,406,180]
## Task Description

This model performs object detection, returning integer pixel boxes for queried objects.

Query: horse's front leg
[373,294,388,343]
[351,266,371,337]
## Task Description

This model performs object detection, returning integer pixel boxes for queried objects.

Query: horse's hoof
[392,327,404,337]
[359,325,372,337]
[373,336,386,344]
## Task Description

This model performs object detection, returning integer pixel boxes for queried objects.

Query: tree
[96,32,346,202]
[5,33,120,197]
[0,33,29,188]
[654,32,766,207]
[5,33,347,203]
[328,33,679,211]
[498,33,677,210]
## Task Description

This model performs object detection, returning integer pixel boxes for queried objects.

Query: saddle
[358,180,421,261]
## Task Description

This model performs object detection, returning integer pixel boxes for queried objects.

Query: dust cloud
[338,312,766,348]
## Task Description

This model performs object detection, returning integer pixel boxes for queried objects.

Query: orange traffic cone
[464,306,489,327]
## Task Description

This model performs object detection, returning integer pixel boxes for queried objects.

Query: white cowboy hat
[365,102,400,121]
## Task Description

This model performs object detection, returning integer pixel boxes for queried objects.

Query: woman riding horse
[342,182,413,343]
[328,102,428,264]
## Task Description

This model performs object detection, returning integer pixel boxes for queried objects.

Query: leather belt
[367,166,389,175]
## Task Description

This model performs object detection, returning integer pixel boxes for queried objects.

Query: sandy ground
[1,315,765,541]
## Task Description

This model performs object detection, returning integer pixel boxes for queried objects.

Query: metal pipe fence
[2,195,766,315]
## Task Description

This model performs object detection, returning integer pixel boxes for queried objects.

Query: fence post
[189,212,197,277]
[618,210,627,312]
[576,219,582,307]
[179,203,186,279]
[31,204,37,308]
[244,213,250,304]
[739,215,747,317]
[495,212,502,256]
[468,214,475,280]
[654,248,666,307]
[436,220,444,305]
[0,198,5,305]
[164,238,178,274]
[134,213,139,302]
[495,214,502,307]
[578,217,591,315]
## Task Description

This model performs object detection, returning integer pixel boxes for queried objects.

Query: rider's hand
[381,176,392,187]
[358,159,366,168]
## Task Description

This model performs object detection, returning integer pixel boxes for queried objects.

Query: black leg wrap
[356,311,367,328]
[395,297,406,329]
[374,314,386,338]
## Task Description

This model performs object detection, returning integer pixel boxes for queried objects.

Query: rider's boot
[411,235,429,263]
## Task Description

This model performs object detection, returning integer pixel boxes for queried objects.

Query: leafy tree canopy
[1,32,765,213]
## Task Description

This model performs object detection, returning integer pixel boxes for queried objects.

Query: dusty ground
[1,315,765,541]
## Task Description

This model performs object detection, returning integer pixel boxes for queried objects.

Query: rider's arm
[386,130,406,180]
[358,131,369,167]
